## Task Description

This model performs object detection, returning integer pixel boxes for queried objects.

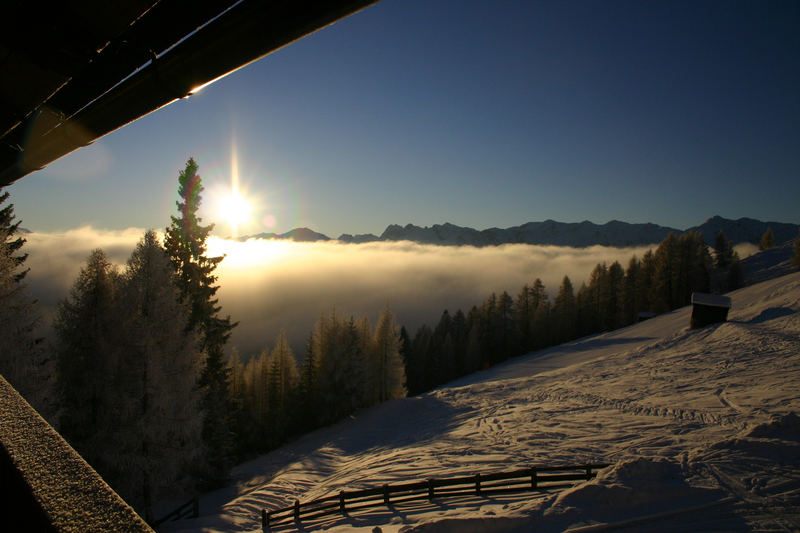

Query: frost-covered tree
[0,189,29,282]
[164,158,236,486]
[0,228,49,414]
[107,231,203,521]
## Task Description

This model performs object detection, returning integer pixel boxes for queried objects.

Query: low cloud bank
[23,228,656,356]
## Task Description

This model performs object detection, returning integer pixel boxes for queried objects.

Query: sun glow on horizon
[218,143,252,238]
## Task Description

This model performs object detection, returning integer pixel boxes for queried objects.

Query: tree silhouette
[164,158,236,487]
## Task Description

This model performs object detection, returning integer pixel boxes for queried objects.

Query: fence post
[475,473,481,495]
[192,496,199,518]
[294,499,300,520]
[585,466,592,481]
[427,479,434,500]
[339,491,346,514]
[261,509,269,532]
[383,484,390,506]
[530,467,537,489]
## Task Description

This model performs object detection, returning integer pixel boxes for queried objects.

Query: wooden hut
[690,293,732,328]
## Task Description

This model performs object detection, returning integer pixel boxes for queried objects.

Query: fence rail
[153,496,199,528]
[262,463,610,530]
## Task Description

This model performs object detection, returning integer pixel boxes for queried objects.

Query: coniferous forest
[0,158,791,522]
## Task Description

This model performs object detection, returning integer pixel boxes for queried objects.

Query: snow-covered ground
[164,272,800,532]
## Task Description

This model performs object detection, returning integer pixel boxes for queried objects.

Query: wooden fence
[262,463,610,530]
[153,496,199,528]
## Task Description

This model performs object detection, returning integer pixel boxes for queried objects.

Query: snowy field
[164,272,800,532]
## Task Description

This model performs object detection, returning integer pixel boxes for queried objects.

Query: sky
[6,0,800,238]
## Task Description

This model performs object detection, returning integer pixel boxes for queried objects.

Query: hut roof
[691,292,732,308]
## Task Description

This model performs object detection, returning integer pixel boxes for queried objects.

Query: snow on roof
[691,292,732,308]
[0,376,152,532]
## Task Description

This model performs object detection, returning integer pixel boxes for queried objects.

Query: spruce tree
[0,188,29,282]
[714,231,733,269]
[553,276,577,343]
[0,190,49,413]
[55,249,119,461]
[373,305,407,402]
[0,228,49,414]
[164,158,236,487]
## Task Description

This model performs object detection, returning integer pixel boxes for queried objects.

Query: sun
[219,191,251,236]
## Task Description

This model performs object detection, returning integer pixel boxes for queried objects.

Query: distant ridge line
[238,216,800,248]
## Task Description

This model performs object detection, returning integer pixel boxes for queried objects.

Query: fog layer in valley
[23,227,752,356]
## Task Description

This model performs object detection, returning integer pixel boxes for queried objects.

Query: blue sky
[8,0,800,237]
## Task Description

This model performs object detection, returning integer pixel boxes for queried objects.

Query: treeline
[0,161,236,523]
[228,307,406,455]
[403,230,745,395]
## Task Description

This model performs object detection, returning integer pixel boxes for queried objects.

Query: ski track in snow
[162,273,800,532]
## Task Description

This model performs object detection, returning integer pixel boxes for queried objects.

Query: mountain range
[241,216,800,248]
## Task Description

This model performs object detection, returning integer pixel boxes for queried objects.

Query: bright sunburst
[218,142,252,238]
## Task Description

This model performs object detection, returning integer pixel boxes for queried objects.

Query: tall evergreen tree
[621,256,641,325]
[0,188,29,282]
[407,324,432,395]
[372,305,407,402]
[0,228,49,414]
[714,231,734,269]
[652,233,679,312]
[0,190,50,413]
[553,276,577,343]
[55,249,119,461]
[164,158,236,486]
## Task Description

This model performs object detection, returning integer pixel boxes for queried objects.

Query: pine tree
[164,158,236,486]
[407,324,432,395]
[0,228,49,414]
[296,332,319,430]
[0,190,51,414]
[55,249,119,462]
[0,188,29,282]
[514,284,534,352]
[450,309,468,376]
[714,231,733,269]
[372,305,407,402]
[652,233,679,312]
[265,330,298,445]
[760,227,775,251]
[621,256,641,325]
[553,276,576,343]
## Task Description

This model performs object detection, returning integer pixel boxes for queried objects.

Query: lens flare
[219,141,252,238]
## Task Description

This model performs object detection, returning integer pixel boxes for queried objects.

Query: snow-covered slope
[165,273,800,532]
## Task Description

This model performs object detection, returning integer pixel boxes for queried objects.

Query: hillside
[163,271,800,532]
